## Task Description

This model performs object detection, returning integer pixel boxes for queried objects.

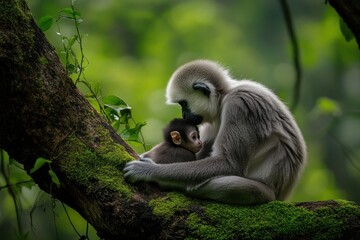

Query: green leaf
[121,122,146,142]
[118,109,132,124]
[48,169,60,187]
[102,95,129,107]
[112,120,122,131]
[102,96,132,123]
[104,104,131,124]
[135,121,147,130]
[339,18,354,42]
[22,181,35,190]
[38,15,53,32]
[67,63,76,74]
[105,104,132,117]
[60,8,81,18]
[121,128,139,141]
[68,35,78,48]
[87,97,101,113]
[104,103,128,112]
[316,97,342,116]
[30,158,52,174]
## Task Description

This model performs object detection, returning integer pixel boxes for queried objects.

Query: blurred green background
[1,0,359,239]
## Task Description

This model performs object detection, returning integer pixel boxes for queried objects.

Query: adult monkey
[124,60,306,205]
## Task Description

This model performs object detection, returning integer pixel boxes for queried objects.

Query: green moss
[0,0,32,23]
[0,0,35,67]
[149,192,192,220]
[61,127,135,199]
[185,200,358,240]
[335,199,360,215]
[96,165,132,198]
[39,55,48,65]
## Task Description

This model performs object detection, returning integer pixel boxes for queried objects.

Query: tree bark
[0,0,360,239]
[329,0,360,48]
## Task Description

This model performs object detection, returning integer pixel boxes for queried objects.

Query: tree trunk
[329,0,360,48]
[0,0,360,239]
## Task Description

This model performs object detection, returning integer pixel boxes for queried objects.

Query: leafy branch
[30,157,60,188]
[38,0,147,150]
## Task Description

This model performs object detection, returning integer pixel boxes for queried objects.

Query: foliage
[102,95,147,148]
[30,157,60,188]
[339,18,354,42]
[38,1,149,150]
[315,97,342,117]
[38,15,53,32]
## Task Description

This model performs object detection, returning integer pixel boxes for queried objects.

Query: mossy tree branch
[0,0,360,239]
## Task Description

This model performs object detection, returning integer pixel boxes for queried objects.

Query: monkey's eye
[190,133,197,141]
[193,82,211,97]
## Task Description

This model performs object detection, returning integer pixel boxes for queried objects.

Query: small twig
[130,116,148,151]
[328,132,360,172]
[61,202,82,238]
[279,0,302,111]
[70,2,85,85]
[85,221,90,239]
[79,79,111,122]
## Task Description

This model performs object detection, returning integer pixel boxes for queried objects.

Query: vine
[47,0,148,150]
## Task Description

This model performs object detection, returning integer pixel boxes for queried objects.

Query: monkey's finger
[140,157,155,164]
[123,161,148,182]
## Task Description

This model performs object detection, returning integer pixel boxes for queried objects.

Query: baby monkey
[141,118,202,164]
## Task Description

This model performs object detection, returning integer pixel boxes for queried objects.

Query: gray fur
[141,142,197,164]
[124,60,306,205]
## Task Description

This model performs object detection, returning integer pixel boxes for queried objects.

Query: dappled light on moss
[149,192,192,219]
[61,130,135,198]
[96,166,132,198]
[185,200,356,240]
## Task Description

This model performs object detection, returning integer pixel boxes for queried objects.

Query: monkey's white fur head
[166,60,233,123]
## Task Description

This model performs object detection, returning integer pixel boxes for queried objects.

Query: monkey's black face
[183,110,203,125]
[178,100,203,125]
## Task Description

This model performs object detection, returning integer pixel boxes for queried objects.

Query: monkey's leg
[187,176,275,205]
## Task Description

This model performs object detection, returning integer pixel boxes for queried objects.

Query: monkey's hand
[123,157,157,183]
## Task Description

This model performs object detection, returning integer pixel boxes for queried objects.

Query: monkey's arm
[124,156,235,190]
[124,158,276,204]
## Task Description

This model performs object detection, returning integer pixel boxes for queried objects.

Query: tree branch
[279,0,302,111]
[329,0,360,48]
[0,0,360,239]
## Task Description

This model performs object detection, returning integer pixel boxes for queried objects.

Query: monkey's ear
[193,82,211,97]
[170,131,182,145]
